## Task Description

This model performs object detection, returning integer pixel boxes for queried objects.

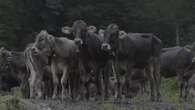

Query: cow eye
[72,31,76,35]
[39,38,44,42]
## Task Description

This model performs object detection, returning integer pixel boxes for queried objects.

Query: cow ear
[87,25,97,33]
[61,26,72,34]
[98,29,105,40]
[0,47,5,51]
[119,30,127,39]
[40,30,48,37]
[98,29,104,34]
[47,34,55,47]
[36,30,48,41]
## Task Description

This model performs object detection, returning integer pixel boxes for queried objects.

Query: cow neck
[79,32,89,50]
[77,32,90,59]
[83,32,89,46]
[49,37,56,58]
[112,36,120,57]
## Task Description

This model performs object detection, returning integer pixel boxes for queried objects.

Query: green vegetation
[161,78,179,103]
[0,95,21,110]
[0,78,194,110]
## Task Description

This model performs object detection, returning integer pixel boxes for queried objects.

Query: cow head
[87,25,97,33]
[119,30,127,39]
[61,20,87,46]
[62,20,94,47]
[32,30,55,57]
[98,29,105,37]
[102,24,119,52]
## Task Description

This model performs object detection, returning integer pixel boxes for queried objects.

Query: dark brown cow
[62,20,111,100]
[0,47,29,98]
[160,46,193,100]
[102,24,162,101]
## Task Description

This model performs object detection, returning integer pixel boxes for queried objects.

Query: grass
[0,87,24,110]
[0,95,21,110]
[160,77,179,103]
[99,77,193,110]
[0,78,194,110]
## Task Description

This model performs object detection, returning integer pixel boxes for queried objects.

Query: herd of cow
[0,20,195,102]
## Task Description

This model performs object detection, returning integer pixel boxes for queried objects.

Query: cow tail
[152,34,162,57]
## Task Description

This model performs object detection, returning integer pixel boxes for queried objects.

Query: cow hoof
[114,98,121,104]
[52,95,58,100]
[150,97,155,102]
[179,98,184,103]
[156,97,162,102]
[61,95,67,100]
[89,97,96,101]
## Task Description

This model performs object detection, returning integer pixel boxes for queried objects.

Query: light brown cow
[32,30,79,99]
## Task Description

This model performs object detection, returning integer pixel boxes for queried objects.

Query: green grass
[11,87,23,98]
[0,87,23,110]
[161,77,179,103]
[99,77,187,110]
[0,95,21,110]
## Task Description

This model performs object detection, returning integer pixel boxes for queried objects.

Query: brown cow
[32,30,79,100]
[102,24,162,101]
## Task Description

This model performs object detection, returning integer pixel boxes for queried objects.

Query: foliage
[0,0,195,49]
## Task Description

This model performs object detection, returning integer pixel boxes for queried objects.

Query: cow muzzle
[101,43,111,51]
[74,38,83,46]
[31,47,39,55]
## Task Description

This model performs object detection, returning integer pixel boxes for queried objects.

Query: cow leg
[184,80,189,101]
[78,61,89,100]
[95,68,103,100]
[51,64,59,99]
[110,61,118,99]
[116,73,125,99]
[117,71,122,99]
[114,62,120,99]
[116,79,122,99]
[153,57,161,101]
[102,65,109,100]
[146,62,155,101]
[29,79,34,98]
[61,65,69,100]
[91,64,102,100]
[29,70,36,98]
[70,70,80,100]
[35,75,46,99]
[178,74,184,101]
[21,75,30,98]
[45,76,53,98]
[79,77,88,100]
[125,63,134,99]
[180,81,184,100]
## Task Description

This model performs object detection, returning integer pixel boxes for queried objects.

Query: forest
[0,0,195,50]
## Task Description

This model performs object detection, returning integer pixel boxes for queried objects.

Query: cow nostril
[74,39,83,45]
[31,47,39,54]
[104,45,108,50]
[101,44,106,49]
[102,43,111,51]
